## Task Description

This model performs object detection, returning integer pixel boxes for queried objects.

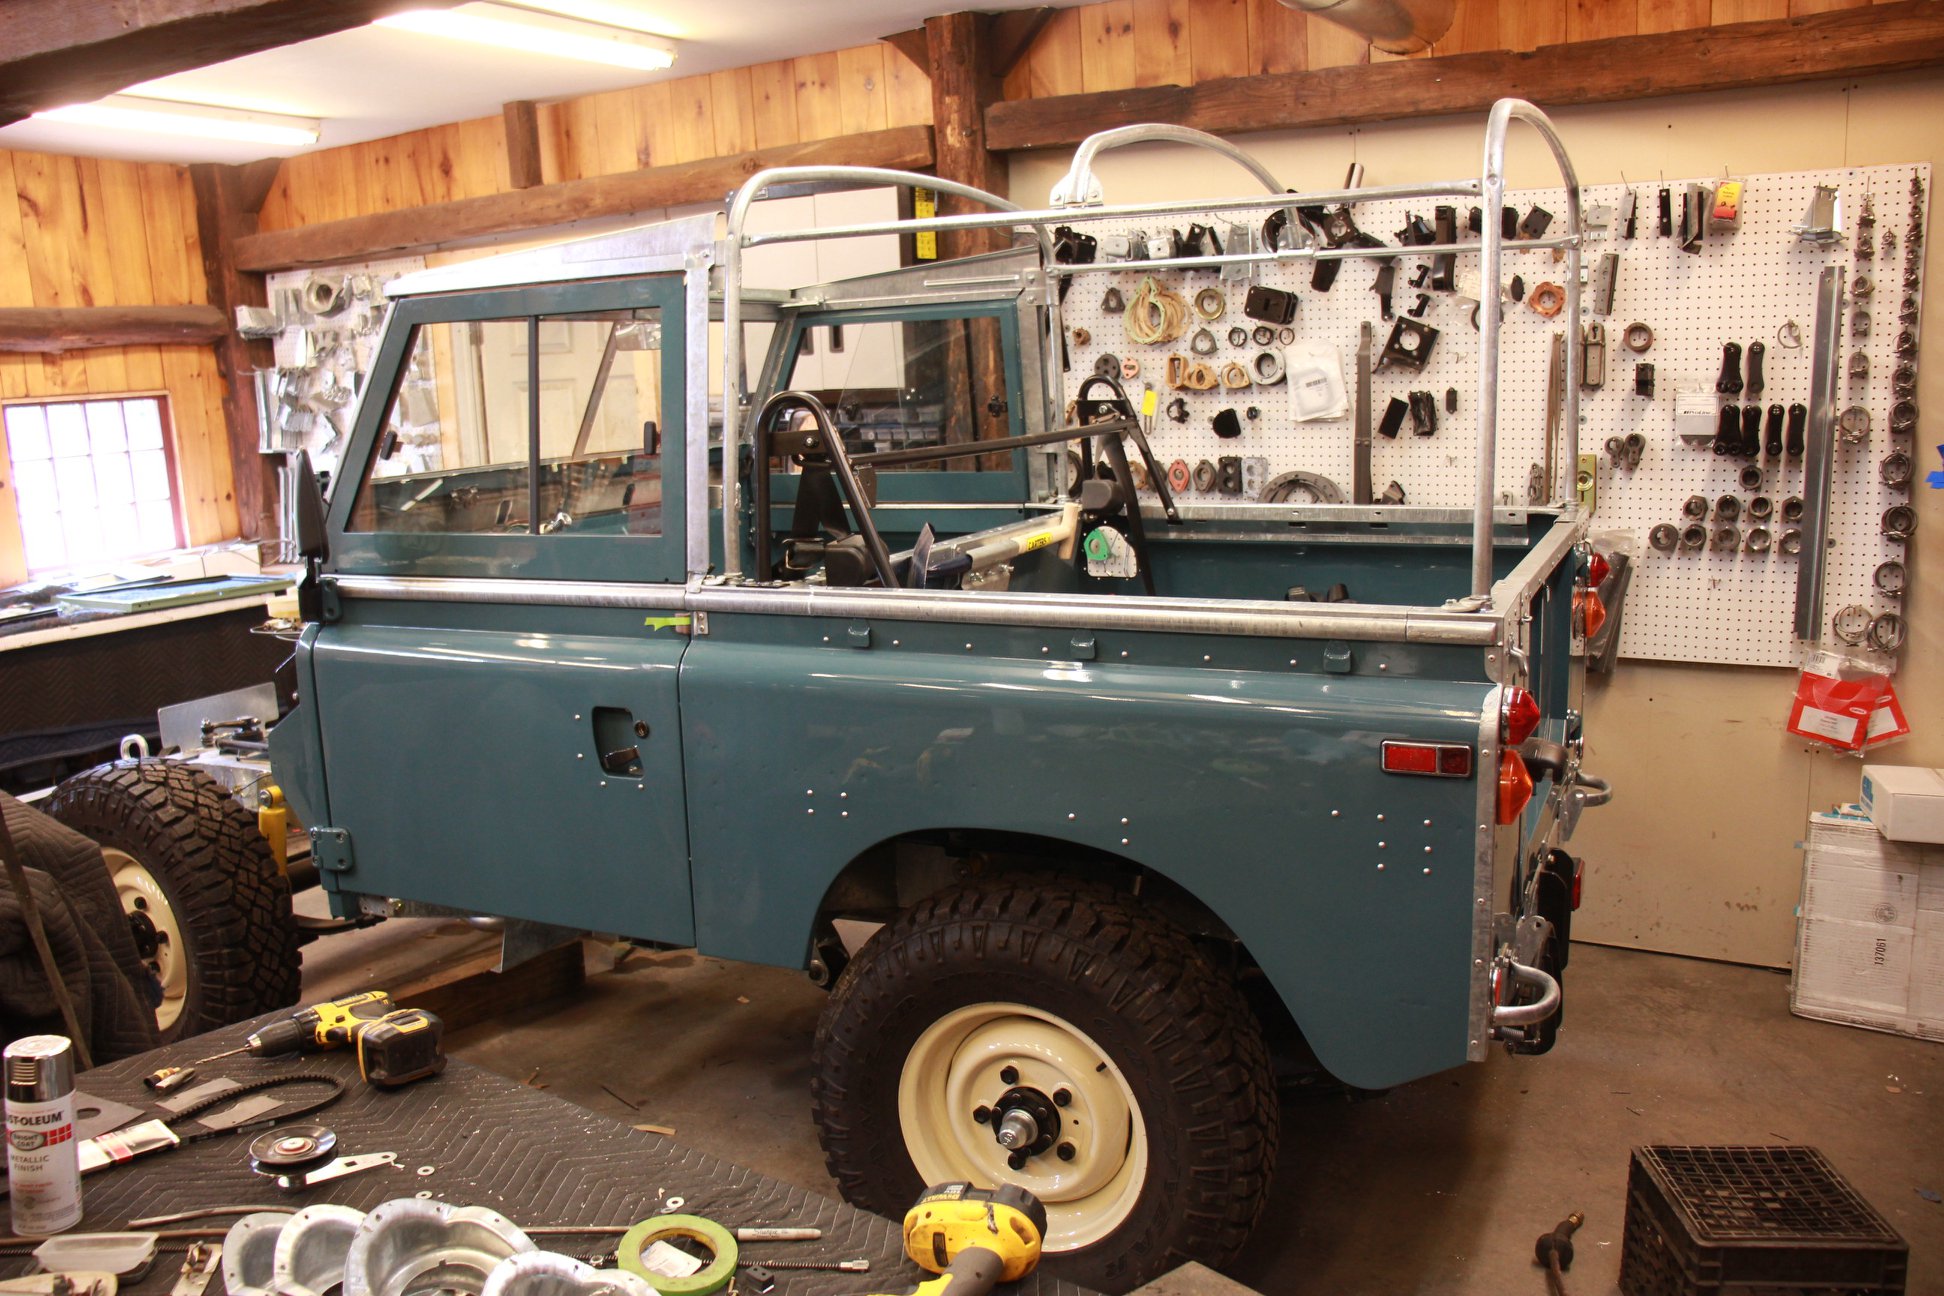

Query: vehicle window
[785,315,1006,470]
[536,311,662,537]
[348,318,533,533]
[347,311,663,537]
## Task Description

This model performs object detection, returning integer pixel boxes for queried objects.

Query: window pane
[350,318,533,534]
[137,501,177,552]
[131,449,170,501]
[47,403,89,457]
[123,400,163,450]
[63,509,104,568]
[5,406,50,460]
[85,401,127,454]
[784,315,1007,473]
[95,451,134,504]
[55,455,98,509]
[534,311,662,537]
[18,513,65,570]
[13,459,57,515]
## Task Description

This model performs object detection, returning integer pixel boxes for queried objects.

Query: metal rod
[1795,264,1846,640]
[850,417,1139,469]
[1473,98,1584,601]
[1354,322,1373,505]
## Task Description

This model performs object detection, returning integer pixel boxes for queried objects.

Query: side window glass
[536,310,663,536]
[786,315,1006,471]
[349,318,531,533]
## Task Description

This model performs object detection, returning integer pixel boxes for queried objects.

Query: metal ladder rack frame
[717,96,1586,609]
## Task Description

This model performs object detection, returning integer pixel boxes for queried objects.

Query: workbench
[11,1015,1093,1296]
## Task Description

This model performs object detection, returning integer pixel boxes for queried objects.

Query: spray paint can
[5,1034,81,1236]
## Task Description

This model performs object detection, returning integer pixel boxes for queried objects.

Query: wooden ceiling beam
[0,0,464,127]
[986,2,1944,151]
[232,124,936,272]
[0,306,228,353]
[503,100,544,190]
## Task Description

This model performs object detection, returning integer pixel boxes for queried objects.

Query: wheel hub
[984,1085,1061,1165]
[126,909,160,960]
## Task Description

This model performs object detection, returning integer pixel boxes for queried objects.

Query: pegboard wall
[1056,163,1928,669]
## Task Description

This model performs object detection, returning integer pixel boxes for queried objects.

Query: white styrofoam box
[1792,811,1944,1039]
[1860,765,1944,844]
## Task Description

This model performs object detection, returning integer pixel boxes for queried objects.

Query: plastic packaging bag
[1787,650,1909,754]
[1284,342,1347,421]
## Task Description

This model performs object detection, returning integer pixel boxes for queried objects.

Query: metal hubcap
[106,848,188,1032]
[900,1002,1148,1252]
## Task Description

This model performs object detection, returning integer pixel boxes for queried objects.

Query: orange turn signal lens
[1576,590,1608,640]
[1496,749,1534,824]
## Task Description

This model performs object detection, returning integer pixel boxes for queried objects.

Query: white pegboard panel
[1054,164,1927,669]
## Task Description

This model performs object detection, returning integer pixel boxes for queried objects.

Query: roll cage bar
[718,97,1584,605]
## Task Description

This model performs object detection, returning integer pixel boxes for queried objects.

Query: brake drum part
[616,1217,738,1296]
[225,1214,296,1296]
[481,1252,660,1296]
[273,1205,368,1296]
[343,1199,534,1296]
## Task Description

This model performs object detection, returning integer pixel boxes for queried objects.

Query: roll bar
[1049,124,1291,210]
[718,99,1586,605]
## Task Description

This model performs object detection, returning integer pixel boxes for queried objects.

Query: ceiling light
[34,95,320,147]
[376,3,677,71]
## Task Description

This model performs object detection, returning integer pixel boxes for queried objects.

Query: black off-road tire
[812,878,1278,1294]
[48,760,302,1043]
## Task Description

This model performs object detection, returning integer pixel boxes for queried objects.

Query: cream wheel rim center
[107,848,187,1031]
[898,1002,1148,1251]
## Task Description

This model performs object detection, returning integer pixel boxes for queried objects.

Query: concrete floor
[302,923,1943,1294]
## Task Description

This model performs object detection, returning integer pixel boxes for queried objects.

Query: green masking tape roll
[616,1215,738,1296]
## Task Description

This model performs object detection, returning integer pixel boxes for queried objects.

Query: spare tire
[48,761,301,1043]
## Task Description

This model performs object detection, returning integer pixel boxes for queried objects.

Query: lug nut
[1007,1152,1027,1171]
[999,1066,1019,1085]
[1057,1143,1077,1161]
[972,1106,990,1124]
[1053,1088,1071,1107]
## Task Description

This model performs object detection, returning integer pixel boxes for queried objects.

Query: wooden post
[189,162,279,544]
[923,13,1013,464]
[503,100,543,190]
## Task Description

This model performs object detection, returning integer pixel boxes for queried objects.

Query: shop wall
[1010,70,1944,968]
[255,43,932,232]
[0,149,239,584]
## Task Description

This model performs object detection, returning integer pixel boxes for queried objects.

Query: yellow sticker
[1140,389,1158,416]
[1017,532,1055,552]
[643,615,693,632]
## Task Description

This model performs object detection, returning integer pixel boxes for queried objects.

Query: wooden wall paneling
[836,44,892,136]
[1790,0,1870,11]
[1434,0,1501,55]
[1131,0,1194,87]
[1305,12,1371,67]
[96,160,166,393]
[1081,1,1137,92]
[1026,8,1085,97]
[0,452,25,585]
[0,154,36,307]
[423,125,462,204]
[532,104,563,186]
[668,76,720,166]
[1501,0,1567,48]
[749,59,802,149]
[1637,0,1710,32]
[1569,0,1638,39]
[626,83,672,171]
[158,345,236,544]
[882,39,934,126]
[795,51,845,141]
[1713,0,1789,20]
[12,151,87,394]
[1247,0,1307,74]
[550,93,593,182]
[454,116,509,198]
[69,159,130,394]
[710,68,759,156]
[1189,0,1251,82]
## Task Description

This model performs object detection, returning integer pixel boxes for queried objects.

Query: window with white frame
[4,397,184,573]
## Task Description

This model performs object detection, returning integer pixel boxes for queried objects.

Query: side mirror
[294,451,328,561]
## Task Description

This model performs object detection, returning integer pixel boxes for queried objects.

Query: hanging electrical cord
[1125,275,1189,345]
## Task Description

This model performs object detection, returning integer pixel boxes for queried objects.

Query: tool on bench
[145,993,444,1091]
[872,1183,1045,1296]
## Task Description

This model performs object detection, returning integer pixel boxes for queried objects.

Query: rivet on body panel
[1330,809,1341,817]
[1423,867,1432,875]
[1377,863,1386,871]
[1067,813,1077,820]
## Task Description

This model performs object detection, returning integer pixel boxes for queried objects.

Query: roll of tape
[617,1216,738,1296]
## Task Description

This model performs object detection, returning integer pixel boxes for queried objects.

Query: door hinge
[308,826,355,872]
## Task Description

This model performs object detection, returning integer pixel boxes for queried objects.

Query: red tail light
[1586,551,1611,588]
[1501,687,1542,747]
[1570,857,1584,910]
[1576,590,1608,640]
[1381,741,1473,778]
[1497,749,1535,823]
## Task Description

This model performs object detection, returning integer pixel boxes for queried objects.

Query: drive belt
[162,1072,347,1143]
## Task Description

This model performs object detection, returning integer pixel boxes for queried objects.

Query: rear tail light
[1500,687,1542,747]
[1575,590,1608,639]
[1570,857,1584,910]
[1496,749,1534,823]
[1585,551,1611,588]
[1381,741,1473,778]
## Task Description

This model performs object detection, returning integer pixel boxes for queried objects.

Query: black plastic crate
[1620,1146,1908,1295]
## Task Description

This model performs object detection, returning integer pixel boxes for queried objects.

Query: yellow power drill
[889,1183,1046,1296]
[146,991,446,1090]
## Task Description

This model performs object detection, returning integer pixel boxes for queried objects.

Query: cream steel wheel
[899,1002,1149,1250]
[106,847,190,1032]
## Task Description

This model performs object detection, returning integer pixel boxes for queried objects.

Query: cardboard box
[1860,765,1944,844]
[1792,812,1944,1041]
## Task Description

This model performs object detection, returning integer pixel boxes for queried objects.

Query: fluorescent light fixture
[35,94,320,147]
[376,3,677,71]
